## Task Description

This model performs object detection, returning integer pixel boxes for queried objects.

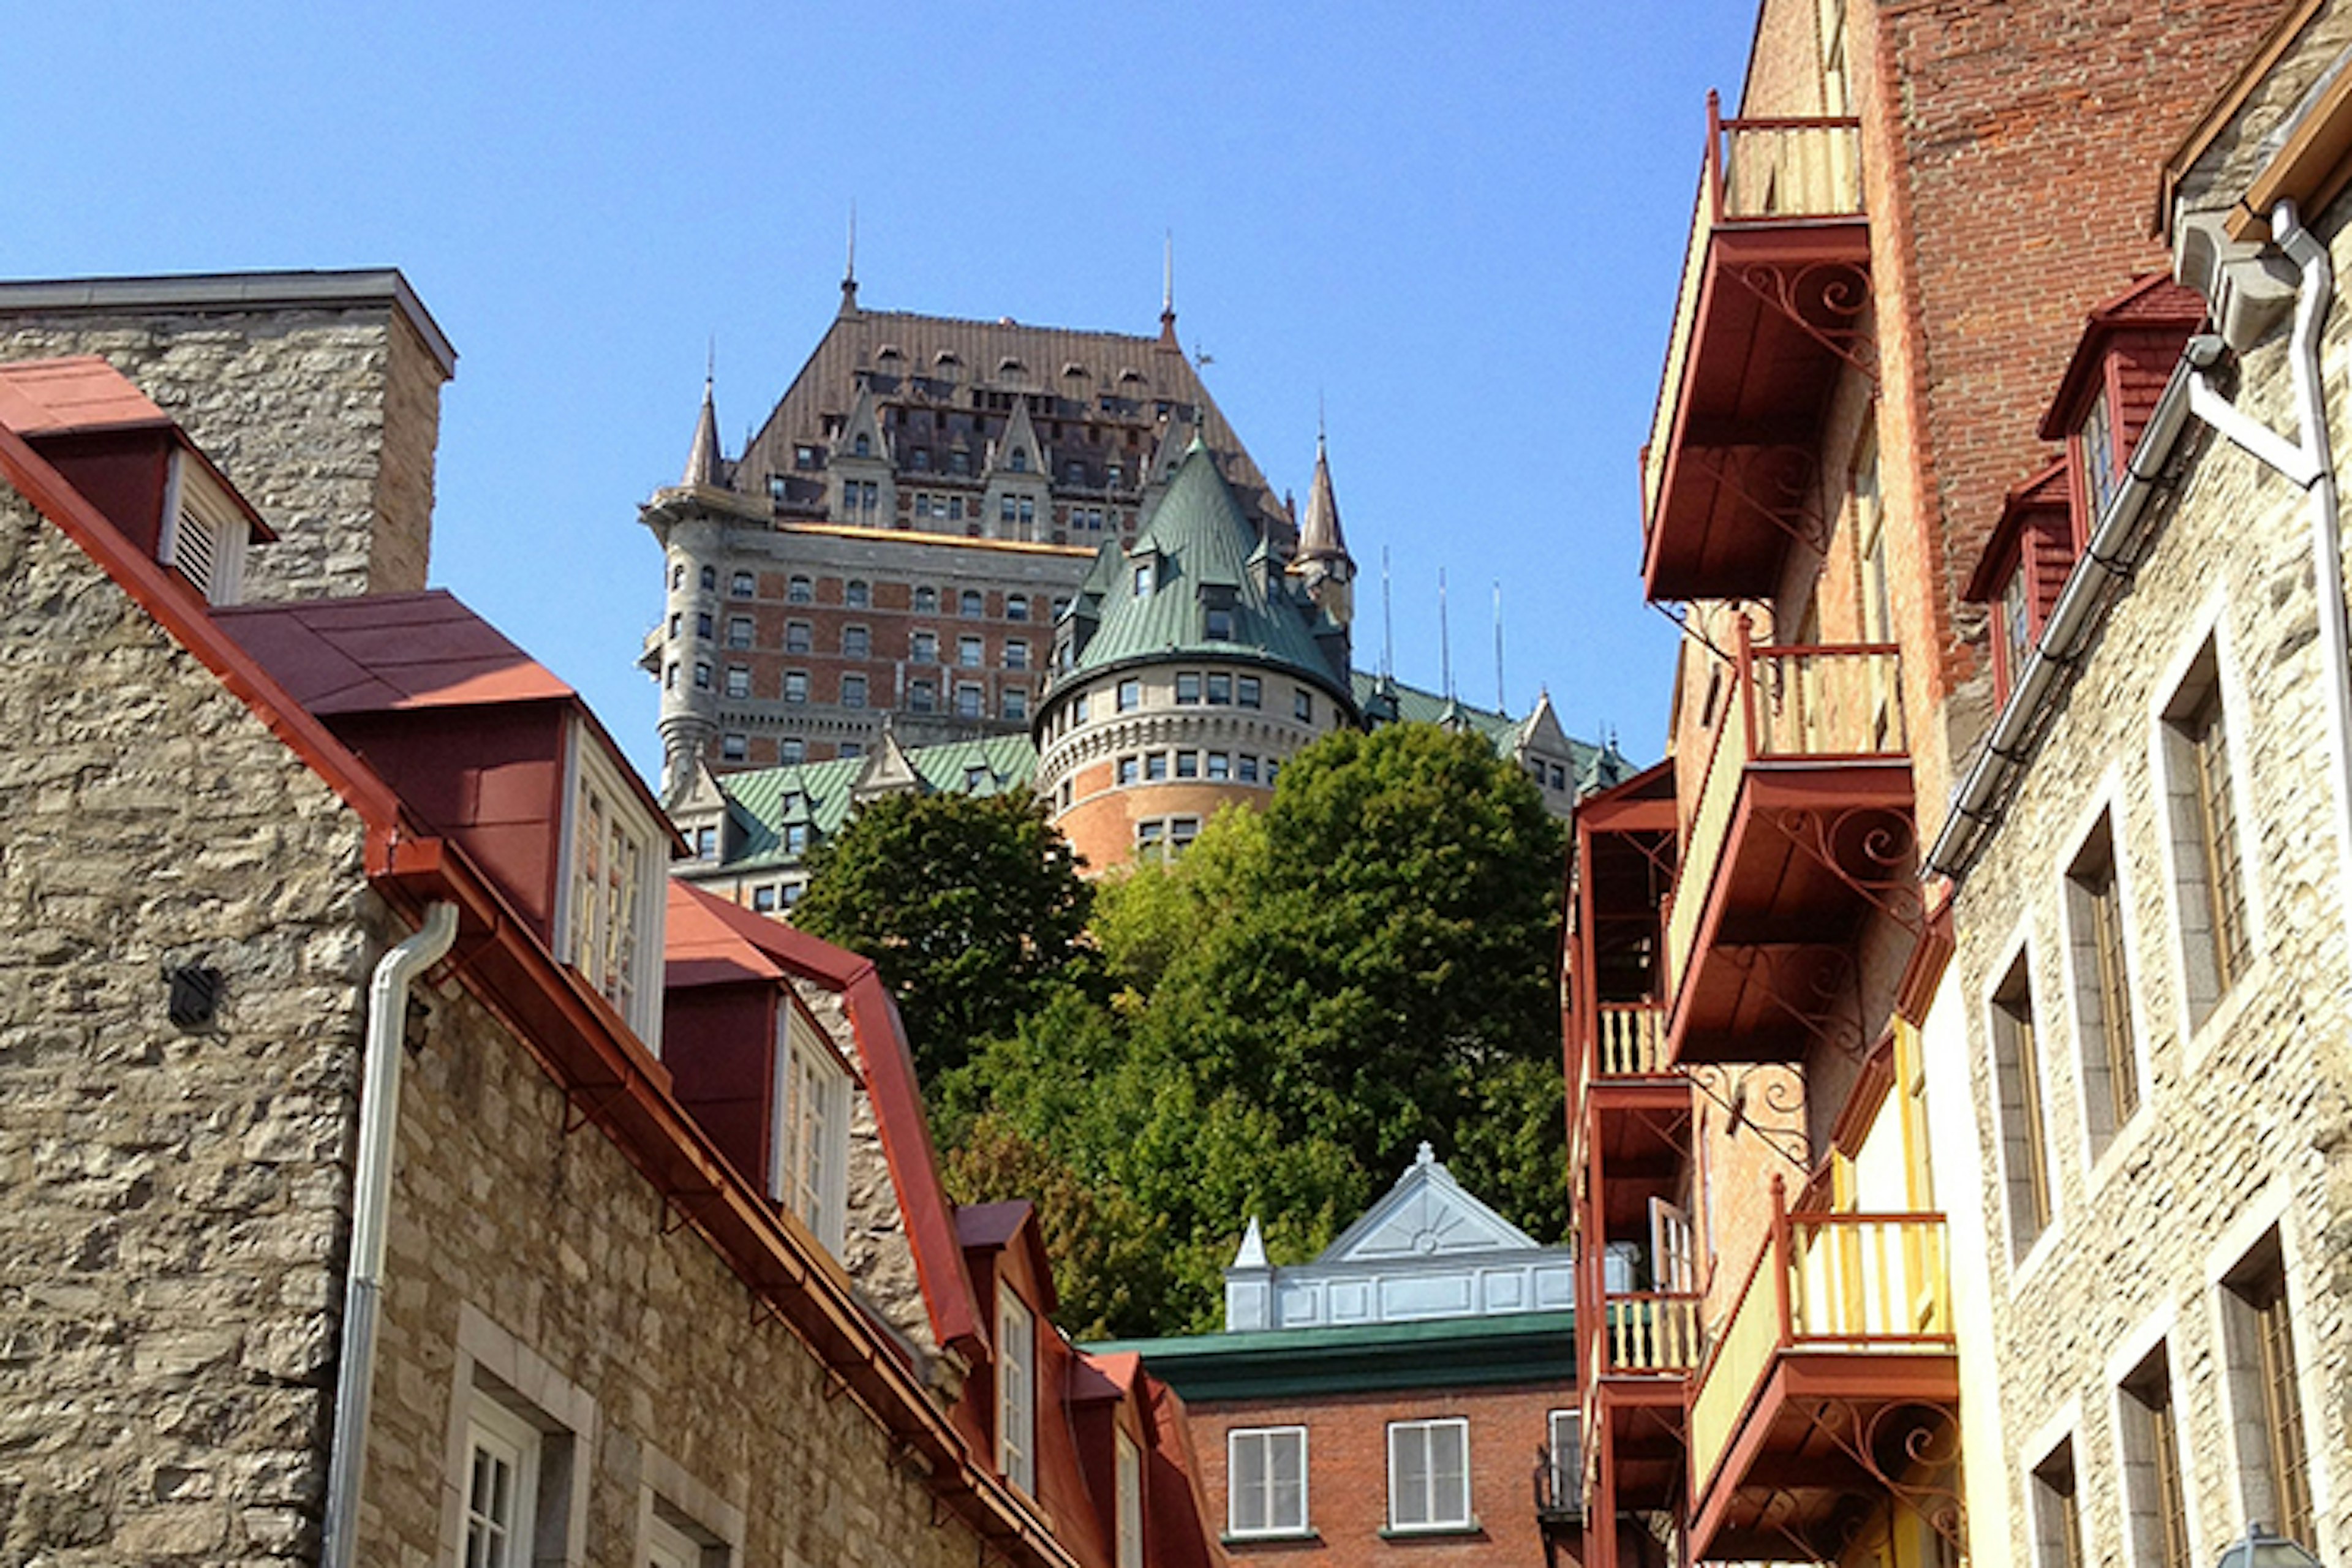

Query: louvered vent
[172,503,221,598]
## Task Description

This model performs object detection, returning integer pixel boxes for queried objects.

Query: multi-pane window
[1239,755,1261,783]
[1118,678,1141,712]
[461,1393,540,1568]
[1989,952,2051,1255]
[1176,752,1199,779]
[1205,608,1235,642]
[724,666,750,699]
[1207,673,1232,705]
[1238,676,1261,709]
[843,625,870,658]
[960,589,985,617]
[911,630,938,664]
[772,1014,848,1252]
[1545,1411,1581,1517]
[2030,1439,2083,1568]
[693,661,712,691]
[1207,753,1231,780]
[1005,641,1029,671]
[2081,389,2120,522]
[720,733,747,762]
[695,612,714,641]
[786,622,813,654]
[1146,753,1169,782]
[726,616,753,650]
[1175,673,1202,705]
[783,671,809,704]
[1294,690,1313,723]
[788,575,814,604]
[1007,594,1030,622]
[840,674,867,709]
[1118,757,1139,786]
[1388,1418,1471,1531]
[1228,1428,1307,1537]
[998,1289,1036,1493]
[2119,1345,2192,1568]
[1003,690,1028,723]
[959,636,984,669]
[779,738,805,763]
[845,579,870,608]
[2065,816,2138,1155]
[568,754,655,1036]
[2224,1237,2313,1549]
[1115,1431,1144,1568]
[957,684,984,719]
[2165,652,2250,1026]
[914,586,939,613]
[699,566,717,592]
[909,680,936,714]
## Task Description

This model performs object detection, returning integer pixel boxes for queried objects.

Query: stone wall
[0,486,381,1564]
[362,949,986,1568]
[1943,211,2352,1564]
[0,281,451,604]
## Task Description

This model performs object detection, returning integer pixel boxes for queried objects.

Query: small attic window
[772,1005,850,1254]
[876,344,904,363]
[1134,562,1155,597]
[1061,361,1088,379]
[1118,368,1145,385]
[1206,608,1235,642]
[2079,388,2120,523]
[998,356,1026,377]
[854,432,872,458]
[162,456,247,607]
[934,350,961,369]
[560,727,667,1050]
[1009,448,1028,473]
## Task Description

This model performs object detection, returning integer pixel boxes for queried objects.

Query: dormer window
[1134,563,1155,597]
[1999,561,2032,692]
[160,454,248,606]
[2079,388,2119,523]
[1010,448,1028,473]
[997,1287,1037,1493]
[1206,608,1235,642]
[772,1005,850,1254]
[854,432,872,458]
[560,731,666,1048]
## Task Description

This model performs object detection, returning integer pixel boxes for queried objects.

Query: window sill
[1379,1522,1484,1541]
[1222,1530,1321,1548]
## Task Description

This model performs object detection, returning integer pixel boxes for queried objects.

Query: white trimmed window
[1116,1430,1145,1568]
[1547,1410,1581,1514]
[1388,1417,1471,1531]
[560,729,666,1050]
[160,453,248,606]
[771,1008,850,1254]
[1228,1426,1307,1537]
[998,1288,1036,1493]
[461,1392,540,1568]
[646,1512,700,1568]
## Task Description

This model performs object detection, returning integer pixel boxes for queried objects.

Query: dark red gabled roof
[2038,275,2207,440]
[0,355,172,435]
[665,881,989,1358]
[1964,458,2073,603]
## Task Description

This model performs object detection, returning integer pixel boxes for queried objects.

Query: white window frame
[1227,1425,1308,1539]
[998,1287,1037,1494]
[635,1441,742,1568]
[769,1005,851,1254]
[645,1511,700,1568]
[1547,1409,1581,1515]
[439,1305,595,1568]
[554,725,667,1052]
[461,1390,541,1568]
[1387,1416,1472,1532]
[1116,1430,1145,1568]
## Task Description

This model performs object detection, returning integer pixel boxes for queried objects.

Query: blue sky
[8,2,1759,779]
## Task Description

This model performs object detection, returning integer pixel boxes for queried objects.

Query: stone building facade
[0,295,1224,1568]
[1919,8,2352,1561]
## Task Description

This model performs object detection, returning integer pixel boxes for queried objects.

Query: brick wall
[1191,1384,1572,1568]
[0,486,380,1564]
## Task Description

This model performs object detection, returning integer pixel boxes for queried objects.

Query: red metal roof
[213,590,574,714]
[2037,274,2207,440]
[0,355,172,436]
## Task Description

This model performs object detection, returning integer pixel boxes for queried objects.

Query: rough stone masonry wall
[0,487,382,1564]
[362,956,989,1568]
[0,305,445,603]
[1947,211,2352,1565]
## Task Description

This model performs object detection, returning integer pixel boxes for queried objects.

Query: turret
[1290,428,1354,628]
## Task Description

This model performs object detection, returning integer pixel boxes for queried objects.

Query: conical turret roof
[1296,431,1348,565]
[683,377,724,488]
[1062,443,1354,704]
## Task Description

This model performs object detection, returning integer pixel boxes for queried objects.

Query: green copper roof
[1085,1308,1576,1400]
[1062,444,1351,701]
[714,733,1037,872]
[1350,673,1632,790]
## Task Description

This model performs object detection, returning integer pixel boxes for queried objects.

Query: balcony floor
[1690,1348,1959,1562]
[1668,760,1913,1066]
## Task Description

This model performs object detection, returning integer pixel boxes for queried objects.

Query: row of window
[1116,751,1278,787]
[670,561,1057,622]
[2026,1227,2312,1568]
[1225,1415,1574,1539]
[1986,638,2250,1262]
[1134,818,1201,859]
[684,663,1029,716]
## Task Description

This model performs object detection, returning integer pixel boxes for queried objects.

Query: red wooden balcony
[1662,631,1913,1066]
[1580,1289,1703,1517]
[1642,92,1870,603]
[1684,1183,1958,1562]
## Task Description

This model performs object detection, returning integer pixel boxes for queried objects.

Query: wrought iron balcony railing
[1663,628,1906,1003]
[1643,92,1865,532]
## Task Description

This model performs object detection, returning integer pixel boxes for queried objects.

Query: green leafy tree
[795,790,1093,1080]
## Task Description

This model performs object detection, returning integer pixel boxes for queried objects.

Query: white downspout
[320,900,459,1568]
[2186,198,2352,956]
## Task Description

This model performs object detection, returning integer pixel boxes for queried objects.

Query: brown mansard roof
[737,302,1290,533]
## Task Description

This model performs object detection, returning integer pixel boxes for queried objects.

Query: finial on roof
[683,371,723,488]
[840,203,860,317]
[1233,1215,1268,1269]
[1159,230,1178,345]
[1415,1140,1436,1167]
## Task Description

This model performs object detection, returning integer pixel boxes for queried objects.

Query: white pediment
[1319,1144,1541,1264]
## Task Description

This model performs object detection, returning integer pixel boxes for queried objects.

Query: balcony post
[1706,89,1725,225]
[1736,614,1761,765]
[1769,1172,1793,1343]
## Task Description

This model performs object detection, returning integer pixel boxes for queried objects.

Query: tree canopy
[793,790,1093,1080]
[940,722,1570,1334]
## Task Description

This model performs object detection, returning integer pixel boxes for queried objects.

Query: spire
[1296,426,1349,564]
[840,203,860,317]
[1232,1216,1268,1269]
[682,372,723,488]
[1159,230,1178,345]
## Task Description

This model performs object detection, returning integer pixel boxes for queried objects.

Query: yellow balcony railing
[1686,1179,1951,1504]
[1597,1003,1667,1077]
[1605,1291,1705,1374]
[1662,627,1907,1001]
[1642,92,1865,528]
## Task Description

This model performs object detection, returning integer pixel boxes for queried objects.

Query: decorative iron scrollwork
[1725,258,1878,385]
